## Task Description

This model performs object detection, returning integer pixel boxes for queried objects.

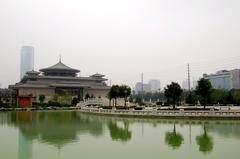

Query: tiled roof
[40,61,80,72]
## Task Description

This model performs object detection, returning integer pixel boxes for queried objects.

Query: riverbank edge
[0,107,79,112]
[79,108,240,120]
[2,107,240,120]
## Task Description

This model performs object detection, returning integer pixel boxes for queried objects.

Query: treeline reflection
[1,111,240,154]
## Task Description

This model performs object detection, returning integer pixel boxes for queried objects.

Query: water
[0,111,240,159]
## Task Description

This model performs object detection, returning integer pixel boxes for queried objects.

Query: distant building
[192,80,198,89]
[0,88,16,105]
[230,69,240,90]
[182,79,198,90]
[203,69,240,90]
[135,82,151,94]
[182,79,189,90]
[20,46,34,79]
[149,79,161,92]
[11,59,110,107]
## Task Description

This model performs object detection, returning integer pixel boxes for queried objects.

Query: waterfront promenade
[79,107,240,120]
[1,106,240,120]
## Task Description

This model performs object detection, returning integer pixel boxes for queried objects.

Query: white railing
[77,98,125,107]
[79,107,240,118]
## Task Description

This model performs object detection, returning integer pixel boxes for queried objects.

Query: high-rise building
[148,79,161,92]
[203,69,240,90]
[230,69,240,90]
[135,82,151,94]
[203,70,231,90]
[20,46,34,79]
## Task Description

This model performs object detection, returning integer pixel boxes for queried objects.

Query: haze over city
[0,0,240,88]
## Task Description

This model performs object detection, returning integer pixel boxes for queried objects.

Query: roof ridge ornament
[59,54,62,63]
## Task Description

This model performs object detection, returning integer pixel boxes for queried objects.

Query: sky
[0,0,240,89]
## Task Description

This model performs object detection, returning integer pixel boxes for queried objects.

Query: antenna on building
[188,64,191,91]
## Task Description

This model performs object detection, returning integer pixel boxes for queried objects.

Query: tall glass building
[20,46,34,79]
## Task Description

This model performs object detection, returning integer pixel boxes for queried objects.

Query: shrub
[156,101,162,106]
[134,107,143,110]
[47,101,61,107]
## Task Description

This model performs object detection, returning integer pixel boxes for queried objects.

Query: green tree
[226,92,234,104]
[196,78,212,109]
[62,93,72,105]
[119,85,131,107]
[72,97,79,106]
[165,123,184,149]
[196,125,213,154]
[164,82,183,109]
[210,89,225,105]
[53,94,59,102]
[84,93,90,100]
[108,85,120,107]
[185,91,197,105]
[39,94,46,104]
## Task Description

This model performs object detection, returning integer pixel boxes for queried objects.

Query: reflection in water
[12,111,104,159]
[165,123,184,149]
[2,111,240,159]
[108,120,132,142]
[206,123,240,139]
[15,111,103,148]
[19,131,32,159]
[196,125,213,154]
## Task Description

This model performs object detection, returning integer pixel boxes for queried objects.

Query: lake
[0,111,240,159]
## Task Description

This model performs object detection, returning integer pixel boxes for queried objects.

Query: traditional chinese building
[10,60,110,107]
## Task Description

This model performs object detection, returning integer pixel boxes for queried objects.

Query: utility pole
[187,64,191,92]
[141,73,144,102]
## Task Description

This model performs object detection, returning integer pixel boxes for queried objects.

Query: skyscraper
[148,79,161,92]
[20,46,34,79]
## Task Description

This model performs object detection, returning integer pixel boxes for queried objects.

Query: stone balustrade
[79,107,240,119]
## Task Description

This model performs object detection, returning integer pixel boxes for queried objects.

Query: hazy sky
[0,0,240,89]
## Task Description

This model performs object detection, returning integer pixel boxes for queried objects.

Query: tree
[62,93,72,105]
[72,97,79,106]
[185,91,197,105]
[39,94,45,104]
[165,123,184,149]
[119,85,131,107]
[196,78,212,109]
[108,85,120,107]
[164,82,183,109]
[84,93,90,100]
[225,92,234,104]
[107,91,112,106]
[196,125,213,154]
[53,94,59,102]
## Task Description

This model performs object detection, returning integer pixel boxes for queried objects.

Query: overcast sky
[0,0,240,89]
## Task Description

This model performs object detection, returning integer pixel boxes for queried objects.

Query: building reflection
[205,123,240,139]
[18,131,32,159]
[12,111,104,159]
[2,112,240,157]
